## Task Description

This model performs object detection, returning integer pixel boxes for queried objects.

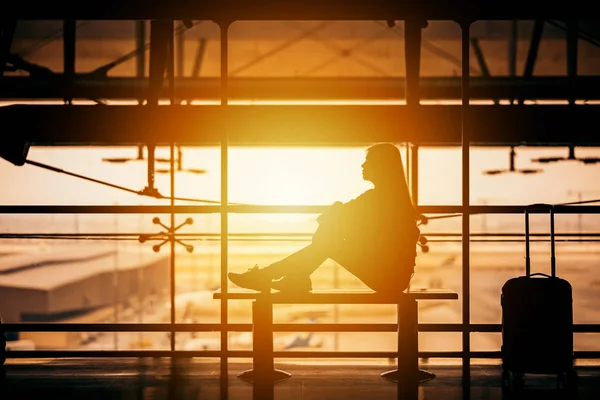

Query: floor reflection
[0,359,598,400]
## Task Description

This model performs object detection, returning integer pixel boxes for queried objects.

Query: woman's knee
[312,226,344,253]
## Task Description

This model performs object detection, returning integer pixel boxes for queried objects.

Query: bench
[213,288,458,387]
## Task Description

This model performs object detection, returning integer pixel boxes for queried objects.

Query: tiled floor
[1,358,598,400]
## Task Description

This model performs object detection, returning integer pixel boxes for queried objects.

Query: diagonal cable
[18,21,90,58]
[300,26,392,76]
[90,21,202,76]
[374,20,479,75]
[229,21,331,76]
[547,20,600,49]
[24,159,243,205]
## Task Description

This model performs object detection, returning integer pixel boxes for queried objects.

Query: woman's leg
[259,244,328,280]
[261,222,344,279]
[228,222,343,291]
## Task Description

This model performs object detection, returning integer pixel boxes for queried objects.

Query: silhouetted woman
[228,142,420,294]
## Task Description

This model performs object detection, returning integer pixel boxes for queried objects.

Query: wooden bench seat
[213,288,458,387]
[215,288,457,303]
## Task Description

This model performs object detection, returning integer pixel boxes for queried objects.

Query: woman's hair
[366,143,417,219]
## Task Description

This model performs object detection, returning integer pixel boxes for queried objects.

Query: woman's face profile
[361,152,375,183]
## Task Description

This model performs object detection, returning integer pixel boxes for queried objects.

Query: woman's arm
[316,190,373,226]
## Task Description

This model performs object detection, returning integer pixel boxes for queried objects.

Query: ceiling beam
[2,76,600,101]
[4,1,596,21]
[2,104,598,146]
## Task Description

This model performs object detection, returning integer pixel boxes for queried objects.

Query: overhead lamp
[580,157,600,165]
[530,145,598,165]
[102,144,172,164]
[103,145,206,175]
[483,146,543,176]
[156,168,207,175]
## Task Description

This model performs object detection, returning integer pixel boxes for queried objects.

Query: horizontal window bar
[3,350,459,359]
[272,351,464,358]
[4,350,600,359]
[3,323,599,333]
[3,232,600,238]
[0,205,599,214]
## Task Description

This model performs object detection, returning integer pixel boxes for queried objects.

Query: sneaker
[228,265,271,292]
[271,276,313,293]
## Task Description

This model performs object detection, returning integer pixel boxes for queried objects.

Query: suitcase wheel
[558,370,578,391]
[0,332,5,365]
[501,371,511,391]
[501,371,524,393]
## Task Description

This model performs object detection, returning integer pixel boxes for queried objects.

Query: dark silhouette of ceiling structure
[2,2,598,148]
[3,1,596,21]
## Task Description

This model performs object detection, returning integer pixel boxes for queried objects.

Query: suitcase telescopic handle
[525,203,556,277]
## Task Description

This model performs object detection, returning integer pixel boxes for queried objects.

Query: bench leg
[381,299,436,385]
[238,299,291,384]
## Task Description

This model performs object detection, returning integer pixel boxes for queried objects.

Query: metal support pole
[508,20,517,104]
[405,142,410,189]
[136,21,147,164]
[147,144,156,190]
[508,20,517,78]
[237,300,291,384]
[147,18,174,348]
[399,300,417,377]
[177,21,185,78]
[136,21,146,78]
[148,20,170,106]
[219,20,230,396]
[470,37,496,104]
[566,20,578,105]
[63,20,76,104]
[168,23,176,104]
[523,20,544,78]
[520,19,544,104]
[405,20,424,210]
[167,20,176,353]
[381,299,429,396]
[254,300,274,376]
[460,19,472,377]
[113,208,119,350]
[401,300,419,397]
[470,38,490,77]
[192,38,207,77]
[136,20,146,114]
[411,144,419,205]
[404,19,426,106]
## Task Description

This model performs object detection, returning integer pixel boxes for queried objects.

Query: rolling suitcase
[501,203,577,391]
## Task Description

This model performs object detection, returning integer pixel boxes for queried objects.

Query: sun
[229,147,372,206]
